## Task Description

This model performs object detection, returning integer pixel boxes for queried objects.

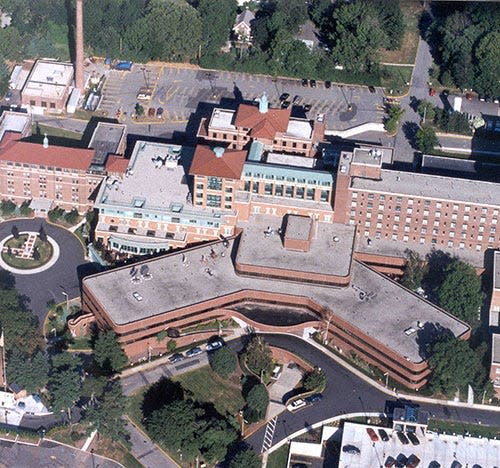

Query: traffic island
[0,231,60,274]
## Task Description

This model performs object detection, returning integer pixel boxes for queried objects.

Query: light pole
[383,372,389,389]
[62,291,69,313]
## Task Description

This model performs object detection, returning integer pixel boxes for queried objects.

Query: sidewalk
[125,417,178,468]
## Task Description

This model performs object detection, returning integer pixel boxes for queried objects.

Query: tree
[6,349,49,394]
[11,225,19,240]
[275,0,308,34]
[125,1,202,62]
[0,55,9,97]
[64,209,79,225]
[229,448,261,468]
[401,249,427,291]
[243,336,273,377]
[38,225,47,242]
[303,367,326,392]
[167,339,177,352]
[199,418,237,463]
[134,103,144,116]
[329,2,388,71]
[32,247,40,261]
[415,126,438,153]
[197,0,237,56]
[416,100,436,123]
[0,27,25,60]
[384,105,405,134]
[376,0,405,50]
[0,200,16,216]
[85,380,129,444]
[49,352,82,421]
[148,399,204,460]
[438,259,483,325]
[210,347,237,379]
[429,336,484,397]
[93,330,127,374]
[474,32,500,96]
[244,382,268,422]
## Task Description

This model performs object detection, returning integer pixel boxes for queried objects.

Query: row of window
[244,180,330,202]
[29,100,56,109]
[244,173,332,186]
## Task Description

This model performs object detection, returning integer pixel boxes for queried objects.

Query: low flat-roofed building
[490,334,500,397]
[94,141,237,257]
[235,214,355,285]
[82,215,469,388]
[0,111,31,141]
[87,122,127,171]
[21,60,74,115]
[339,421,500,468]
[490,251,500,397]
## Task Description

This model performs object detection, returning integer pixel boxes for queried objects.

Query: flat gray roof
[339,422,500,468]
[0,111,30,141]
[84,237,468,363]
[96,141,197,212]
[355,236,485,268]
[285,215,313,241]
[236,215,354,277]
[351,169,500,206]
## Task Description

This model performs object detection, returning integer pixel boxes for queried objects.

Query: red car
[366,427,379,442]
[428,88,436,96]
[465,93,473,101]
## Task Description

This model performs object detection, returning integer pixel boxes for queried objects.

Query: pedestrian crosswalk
[261,416,278,453]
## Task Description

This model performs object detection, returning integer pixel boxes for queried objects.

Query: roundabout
[0,218,89,323]
[0,231,60,274]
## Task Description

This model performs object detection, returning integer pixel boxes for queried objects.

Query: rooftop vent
[213,147,225,158]
[43,133,49,149]
[333,236,340,242]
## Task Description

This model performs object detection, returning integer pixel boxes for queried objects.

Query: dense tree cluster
[427,3,500,97]
[0,0,406,83]
[210,346,237,379]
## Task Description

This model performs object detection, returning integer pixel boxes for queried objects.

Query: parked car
[137,87,152,100]
[309,79,317,88]
[428,88,436,96]
[206,339,223,352]
[305,393,322,405]
[304,104,312,112]
[342,445,360,455]
[148,107,156,118]
[301,79,308,87]
[407,454,421,467]
[4,90,12,101]
[384,456,396,467]
[324,80,331,89]
[396,431,410,445]
[281,100,290,109]
[157,107,164,118]
[368,85,376,93]
[286,398,307,412]
[407,432,420,445]
[132,292,143,301]
[316,113,325,123]
[465,92,473,101]
[186,346,203,358]
[279,92,290,101]
[166,328,180,338]
[378,428,389,441]
[168,353,184,364]
[293,95,302,104]
[291,464,307,468]
[366,427,379,442]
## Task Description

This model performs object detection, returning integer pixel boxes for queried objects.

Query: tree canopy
[429,336,485,397]
[6,349,49,394]
[243,336,273,377]
[93,330,128,374]
[244,382,268,422]
[401,249,427,291]
[415,126,439,153]
[303,367,326,392]
[437,259,483,325]
[229,448,261,468]
[210,346,237,379]
[198,0,237,56]
[48,352,82,419]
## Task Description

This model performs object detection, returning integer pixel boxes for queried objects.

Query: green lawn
[428,419,500,439]
[381,65,414,95]
[267,444,289,468]
[173,366,245,416]
[29,124,85,146]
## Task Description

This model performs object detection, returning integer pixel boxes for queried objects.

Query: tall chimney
[75,0,84,92]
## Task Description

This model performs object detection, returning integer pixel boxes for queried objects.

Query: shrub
[303,367,326,391]
[0,200,16,216]
[64,209,79,225]
[244,383,268,422]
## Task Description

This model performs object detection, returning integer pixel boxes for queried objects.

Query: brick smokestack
[75,0,84,92]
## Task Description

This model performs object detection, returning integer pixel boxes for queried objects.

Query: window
[196,184,204,189]
[275,185,283,196]
[50,102,55,109]
[264,183,273,195]
[285,186,293,197]
[244,181,250,191]
[206,195,221,207]
[41,101,47,108]
[225,187,233,193]
[252,182,259,193]
[207,177,222,190]
[296,187,305,198]
[320,190,329,202]
[30,100,36,106]
[307,188,315,200]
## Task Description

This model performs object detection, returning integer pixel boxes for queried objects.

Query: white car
[132,292,143,301]
[286,398,306,412]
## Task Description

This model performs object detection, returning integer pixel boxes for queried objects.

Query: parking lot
[97,64,386,138]
[339,422,500,468]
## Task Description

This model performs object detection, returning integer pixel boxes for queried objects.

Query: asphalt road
[244,334,500,454]
[0,218,90,323]
[0,438,121,468]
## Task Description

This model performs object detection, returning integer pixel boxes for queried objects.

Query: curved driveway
[243,334,500,453]
[0,219,87,323]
